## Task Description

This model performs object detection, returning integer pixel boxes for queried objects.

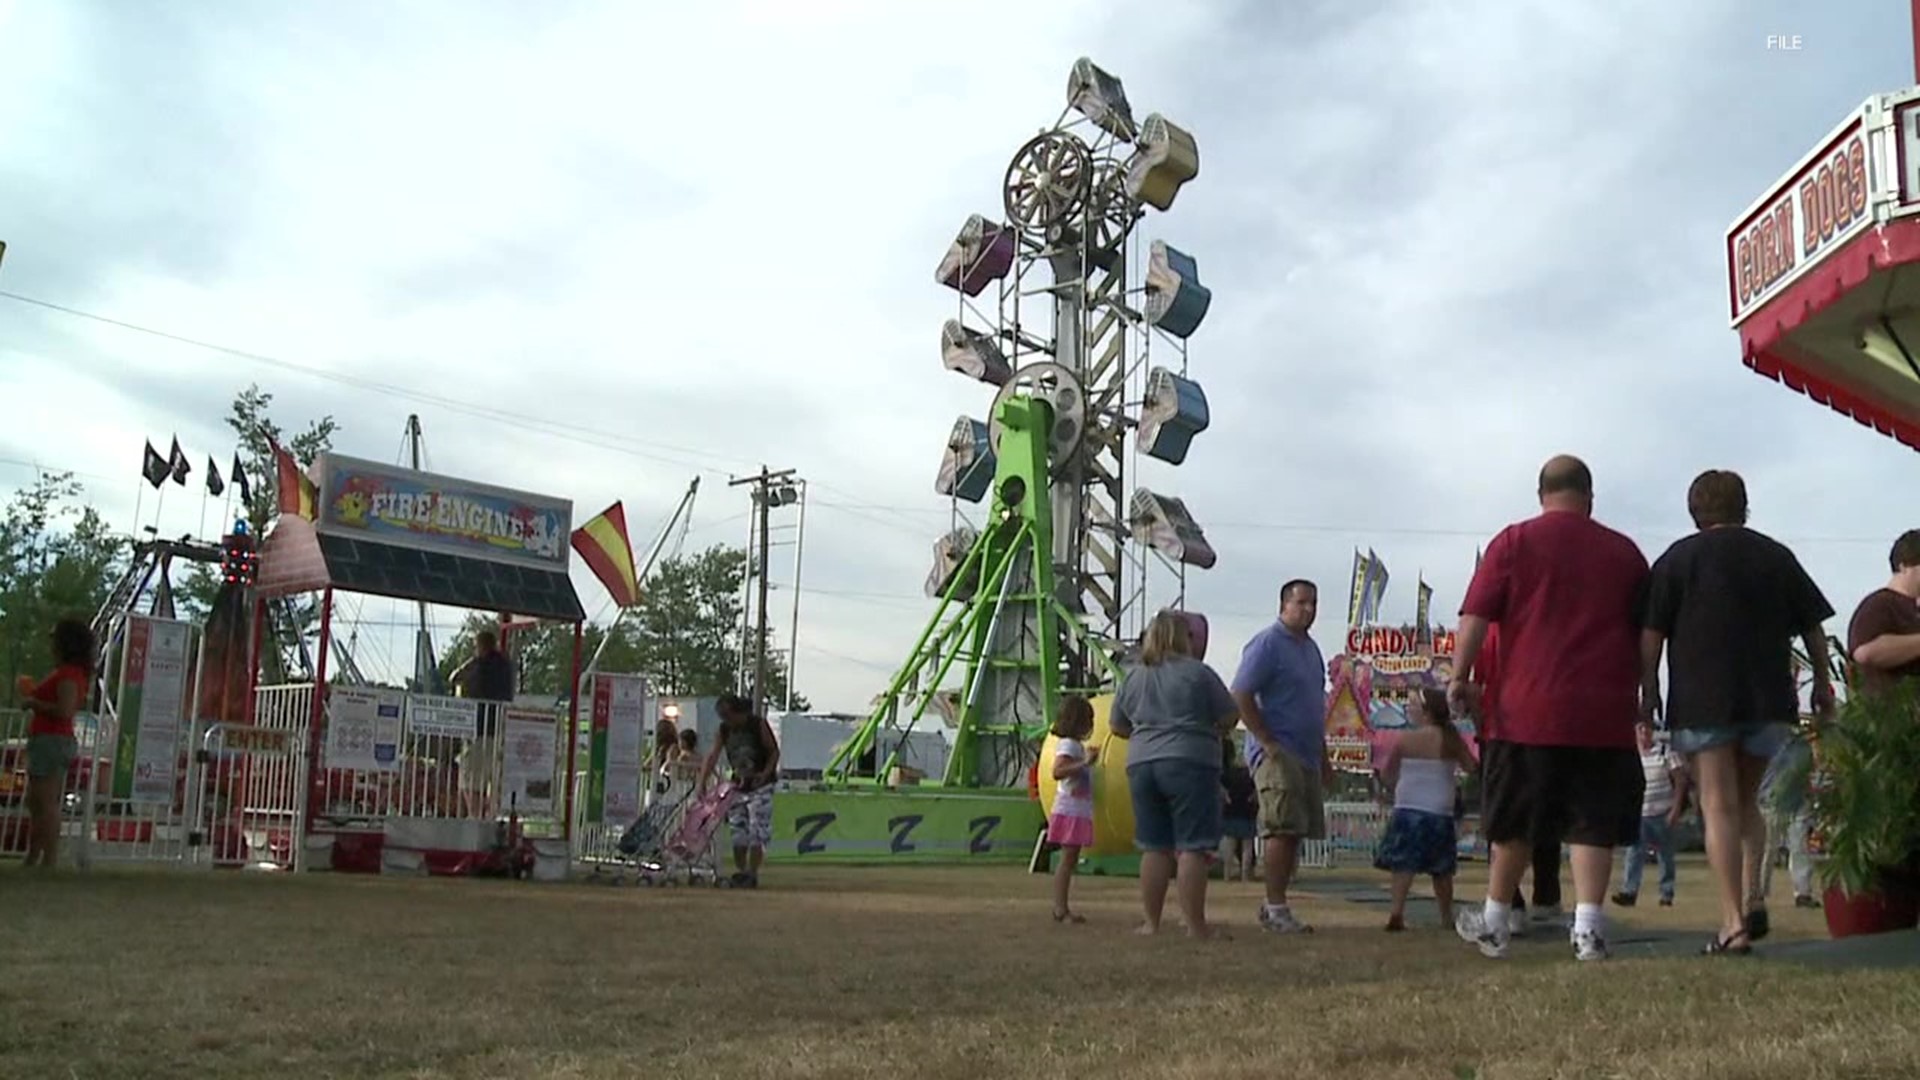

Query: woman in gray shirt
[1111,610,1240,937]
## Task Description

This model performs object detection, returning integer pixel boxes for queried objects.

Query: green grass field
[2,859,1916,1079]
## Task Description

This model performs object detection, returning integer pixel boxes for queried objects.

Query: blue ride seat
[1067,57,1137,140]
[935,417,995,503]
[1137,367,1209,465]
[1145,241,1212,340]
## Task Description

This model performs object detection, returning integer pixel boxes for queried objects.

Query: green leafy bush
[1813,679,1920,895]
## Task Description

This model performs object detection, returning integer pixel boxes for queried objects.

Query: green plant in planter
[1812,678,1920,895]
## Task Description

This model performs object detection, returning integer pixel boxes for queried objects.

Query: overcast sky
[3,1,1917,714]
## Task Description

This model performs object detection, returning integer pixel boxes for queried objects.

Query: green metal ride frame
[824,394,1120,789]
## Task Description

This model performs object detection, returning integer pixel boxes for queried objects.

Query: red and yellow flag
[571,502,640,607]
[269,438,317,520]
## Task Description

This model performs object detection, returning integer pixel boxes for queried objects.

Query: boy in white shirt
[1613,722,1689,907]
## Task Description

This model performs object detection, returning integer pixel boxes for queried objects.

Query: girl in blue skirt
[1374,687,1477,931]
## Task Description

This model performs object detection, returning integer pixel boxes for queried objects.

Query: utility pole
[730,466,796,713]
[405,414,438,692]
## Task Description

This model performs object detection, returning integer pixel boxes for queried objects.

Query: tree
[433,544,807,709]
[630,545,804,708]
[178,386,337,677]
[0,473,127,703]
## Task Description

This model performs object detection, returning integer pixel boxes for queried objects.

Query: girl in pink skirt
[1049,696,1098,923]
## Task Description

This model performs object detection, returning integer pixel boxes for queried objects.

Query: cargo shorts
[1255,748,1326,840]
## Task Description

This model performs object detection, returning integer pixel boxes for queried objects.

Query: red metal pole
[563,622,584,841]
[302,589,335,863]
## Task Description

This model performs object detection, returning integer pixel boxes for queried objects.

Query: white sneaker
[1259,904,1313,933]
[1572,927,1609,961]
[1456,909,1510,958]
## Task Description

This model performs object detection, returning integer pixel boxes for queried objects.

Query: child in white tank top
[1373,688,1477,932]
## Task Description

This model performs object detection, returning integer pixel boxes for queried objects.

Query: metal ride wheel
[1003,131,1092,233]
[987,361,1087,465]
[1086,157,1139,257]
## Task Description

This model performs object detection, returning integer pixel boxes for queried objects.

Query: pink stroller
[638,782,736,886]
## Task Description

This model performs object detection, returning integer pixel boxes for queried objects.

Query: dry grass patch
[1,861,1916,1078]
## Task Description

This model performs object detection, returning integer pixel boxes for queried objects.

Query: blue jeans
[1621,814,1676,900]
[1127,759,1223,853]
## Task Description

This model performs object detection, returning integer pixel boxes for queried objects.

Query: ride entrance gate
[0,612,300,872]
[253,452,587,874]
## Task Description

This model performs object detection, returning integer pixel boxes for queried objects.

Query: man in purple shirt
[1233,579,1329,934]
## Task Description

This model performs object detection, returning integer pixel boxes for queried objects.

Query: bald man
[1446,455,1650,962]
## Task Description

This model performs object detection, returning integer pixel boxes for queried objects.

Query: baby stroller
[617,785,691,862]
[632,782,737,886]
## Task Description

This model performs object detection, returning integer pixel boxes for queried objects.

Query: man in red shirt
[1447,455,1649,961]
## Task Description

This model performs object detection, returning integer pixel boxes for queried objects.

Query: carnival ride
[826,57,1218,791]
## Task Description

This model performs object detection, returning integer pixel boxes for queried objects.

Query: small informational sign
[218,725,295,757]
[407,694,478,740]
[500,709,558,817]
[114,615,191,804]
[326,686,404,772]
[587,673,648,825]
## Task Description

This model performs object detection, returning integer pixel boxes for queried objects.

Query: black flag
[206,456,225,497]
[167,437,190,486]
[231,454,252,505]
[142,441,169,489]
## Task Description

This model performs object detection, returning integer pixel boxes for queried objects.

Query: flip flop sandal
[1052,909,1086,924]
[1702,929,1752,956]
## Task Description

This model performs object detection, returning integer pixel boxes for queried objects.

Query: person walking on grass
[1449,455,1649,962]
[1047,695,1099,924]
[1111,610,1240,938]
[15,618,93,870]
[1465,620,1569,937]
[1612,721,1689,909]
[1374,688,1476,931]
[1756,725,1820,911]
[701,693,780,888]
[1232,579,1329,935]
[1639,470,1834,954]
[1220,738,1258,882]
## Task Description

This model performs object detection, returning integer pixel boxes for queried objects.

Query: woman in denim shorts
[15,618,94,869]
[1110,611,1241,938]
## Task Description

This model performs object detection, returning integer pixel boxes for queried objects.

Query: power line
[0,289,760,478]
[0,445,1899,551]
[3,290,1021,546]
[0,292,1903,551]
[0,455,118,485]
